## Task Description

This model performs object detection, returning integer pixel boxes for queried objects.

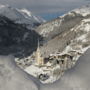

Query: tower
[35,39,44,66]
[63,57,68,70]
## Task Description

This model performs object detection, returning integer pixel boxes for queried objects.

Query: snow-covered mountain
[36,5,90,38]
[35,5,90,57]
[0,5,45,29]
[20,9,46,23]
[21,5,90,84]
[0,4,90,85]
[73,5,90,17]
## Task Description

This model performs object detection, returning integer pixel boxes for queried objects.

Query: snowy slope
[0,55,39,90]
[73,5,90,17]
[0,5,45,29]
[35,5,90,57]
[36,5,90,38]
[20,9,46,23]
[36,17,90,57]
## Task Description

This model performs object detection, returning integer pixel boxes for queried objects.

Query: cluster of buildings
[34,40,79,71]
[24,40,83,83]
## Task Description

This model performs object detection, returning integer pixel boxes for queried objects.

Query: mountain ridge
[19,5,90,84]
[35,5,90,57]
[0,4,45,29]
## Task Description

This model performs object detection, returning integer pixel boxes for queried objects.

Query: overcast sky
[0,0,90,20]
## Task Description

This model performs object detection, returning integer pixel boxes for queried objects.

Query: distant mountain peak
[20,8,32,17]
[0,4,9,8]
[19,8,46,23]
[0,4,45,29]
[72,5,90,17]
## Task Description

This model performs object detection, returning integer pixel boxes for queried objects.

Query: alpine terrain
[0,4,90,88]
[0,5,45,29]
[22,5,90,83]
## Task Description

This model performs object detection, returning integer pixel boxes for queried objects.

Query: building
[35,40,44,66]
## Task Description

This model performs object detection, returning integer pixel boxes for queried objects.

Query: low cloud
[0,0,90,15]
